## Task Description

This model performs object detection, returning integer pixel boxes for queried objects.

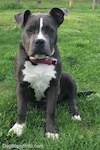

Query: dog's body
[9,8,81,139]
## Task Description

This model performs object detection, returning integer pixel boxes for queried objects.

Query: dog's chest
[22,61,56,100]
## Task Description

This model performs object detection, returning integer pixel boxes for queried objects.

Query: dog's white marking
[40,17,43,29]
[51,48,55,56]
[9,123,25,137]
[72,115,82,121]
[46,132,59,139]
[37,17,46,40]
[22,61,56,101]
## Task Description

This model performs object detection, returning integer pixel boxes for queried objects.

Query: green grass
[0,0,100,149]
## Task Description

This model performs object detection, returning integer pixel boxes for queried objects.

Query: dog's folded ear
[14,10,32,27]
[50,8,68,26]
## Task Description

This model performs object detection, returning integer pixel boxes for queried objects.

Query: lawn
[0,0,100,150]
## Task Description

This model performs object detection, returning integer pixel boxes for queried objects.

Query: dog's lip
[29,48,55,60]
[30,54,48,60]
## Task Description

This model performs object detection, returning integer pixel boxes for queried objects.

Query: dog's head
[14,8,68,59]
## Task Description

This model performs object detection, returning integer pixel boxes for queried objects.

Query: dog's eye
[26,26,36,33]
[44,26,54,34]
[26,28,32,33]
[47,27,53,32]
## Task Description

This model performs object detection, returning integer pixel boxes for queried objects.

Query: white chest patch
[22,61,56,101]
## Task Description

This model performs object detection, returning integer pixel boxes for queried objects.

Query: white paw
[8,123,26,137]
[72,115,82,121]
[45,132,59,139]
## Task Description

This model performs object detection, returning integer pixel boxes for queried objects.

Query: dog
[9,8,82,139]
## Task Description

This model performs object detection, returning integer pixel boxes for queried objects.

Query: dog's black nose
[35,39,45,46]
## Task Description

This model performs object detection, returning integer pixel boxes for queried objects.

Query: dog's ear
[61,8,68,16]
[50,8,68,26]
[14,10,32,27]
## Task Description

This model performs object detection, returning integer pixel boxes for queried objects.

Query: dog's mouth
[29,54,57,65]
[30,54,47,60]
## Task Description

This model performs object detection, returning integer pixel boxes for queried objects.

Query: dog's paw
[72,115,82,121]
[45,132,59,139]
[8,123,26,137]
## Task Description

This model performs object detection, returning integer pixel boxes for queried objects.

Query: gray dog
[9,8,82,139]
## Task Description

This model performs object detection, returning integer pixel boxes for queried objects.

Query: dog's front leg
[9,82,28,137]
[45,84,59,139]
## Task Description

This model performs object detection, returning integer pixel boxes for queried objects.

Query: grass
[0,0,100,149]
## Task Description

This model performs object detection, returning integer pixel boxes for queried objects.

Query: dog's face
[22,14,57,57]
[14,8,67,59]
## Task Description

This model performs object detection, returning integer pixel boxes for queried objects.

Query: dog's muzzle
[31,38,53,57]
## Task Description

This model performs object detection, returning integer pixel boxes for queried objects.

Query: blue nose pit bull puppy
[9,8,81,139]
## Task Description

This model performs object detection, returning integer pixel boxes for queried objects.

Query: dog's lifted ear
[14,10,32,27]
[61,8,68,16]
[50,8,68,26]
